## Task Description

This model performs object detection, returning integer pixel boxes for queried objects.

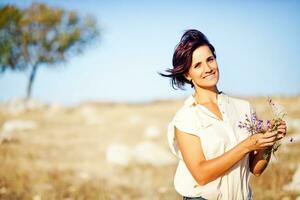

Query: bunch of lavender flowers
[238,97,288,160]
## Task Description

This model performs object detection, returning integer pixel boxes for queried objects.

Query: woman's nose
[203,62,213,72]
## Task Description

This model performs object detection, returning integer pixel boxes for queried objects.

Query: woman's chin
[198,80,218,88]
[196,84,218,90]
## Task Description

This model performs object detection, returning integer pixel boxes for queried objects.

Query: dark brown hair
[159,29,216,90]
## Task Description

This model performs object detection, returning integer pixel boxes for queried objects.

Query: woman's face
[185,45,219,89]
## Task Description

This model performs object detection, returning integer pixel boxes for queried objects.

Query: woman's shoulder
[172,95,196,120]
[173,104,193,121]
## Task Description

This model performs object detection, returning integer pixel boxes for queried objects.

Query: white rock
[158,186,168,193]
[3,98,26,115]
[283,164,300,191]
[133,141,176,166]
[45,102,64,117]
[79,105,103,125]
[0,119,38,142]
[128,114,143,125]
[25,99,45,110]
[106,141,176,167]
[106,144,133,166]
[1,119,38,133]
[3,98,45,115]
[144,125,161,139]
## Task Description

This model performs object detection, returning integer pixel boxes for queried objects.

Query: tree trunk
[26,64,38,100]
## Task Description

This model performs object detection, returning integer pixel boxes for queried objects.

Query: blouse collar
[184,91,228,107]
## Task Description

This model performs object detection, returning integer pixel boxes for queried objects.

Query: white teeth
[204,74,215,79]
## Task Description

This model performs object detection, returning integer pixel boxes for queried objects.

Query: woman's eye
[194,64,200,68]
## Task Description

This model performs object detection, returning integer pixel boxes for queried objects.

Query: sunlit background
[0,0,299,105]
[0,1,300,200]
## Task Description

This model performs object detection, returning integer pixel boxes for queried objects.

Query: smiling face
[184,45,219,90]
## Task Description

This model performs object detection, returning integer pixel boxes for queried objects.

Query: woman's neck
[193,87,221,104]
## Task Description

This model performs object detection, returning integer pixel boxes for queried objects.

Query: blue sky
[1,0,300,106]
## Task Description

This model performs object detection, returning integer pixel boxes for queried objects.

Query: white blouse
[167,92,253,200]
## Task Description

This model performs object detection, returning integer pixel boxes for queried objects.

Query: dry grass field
[0,94,299,200]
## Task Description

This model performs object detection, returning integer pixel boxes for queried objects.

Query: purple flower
[266,120,270,130]
[238,97,289,160]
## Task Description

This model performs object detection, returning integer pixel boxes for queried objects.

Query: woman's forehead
[192,45,213,61]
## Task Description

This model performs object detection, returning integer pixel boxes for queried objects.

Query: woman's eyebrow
[192,61,201,68]
[192,56,214,67]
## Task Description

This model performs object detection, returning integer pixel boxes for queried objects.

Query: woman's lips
[203,72,215,79]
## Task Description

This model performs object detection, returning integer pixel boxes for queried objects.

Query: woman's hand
[243,131,279,153]
[275,120,287,140]
[247,121,286,176]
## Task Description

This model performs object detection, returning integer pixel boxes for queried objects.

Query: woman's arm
[249,149,271,176]
[249,120,287,176]
[175,127,278,186]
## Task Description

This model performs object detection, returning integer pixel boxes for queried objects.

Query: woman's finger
[263,131,278,138]
[261,136,278,143]
[277,133,285,139]
[277,126,285,130]
[277,124,286,129]
[277,128,287,135]
[277,128,286,133]
[280,120,286,125]
[261,142,276,147]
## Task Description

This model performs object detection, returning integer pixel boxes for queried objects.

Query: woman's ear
[184,73,191,81]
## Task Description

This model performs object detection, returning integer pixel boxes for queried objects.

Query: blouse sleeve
[167,107,200,159]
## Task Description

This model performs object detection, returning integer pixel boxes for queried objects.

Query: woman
[160,29,287,200]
